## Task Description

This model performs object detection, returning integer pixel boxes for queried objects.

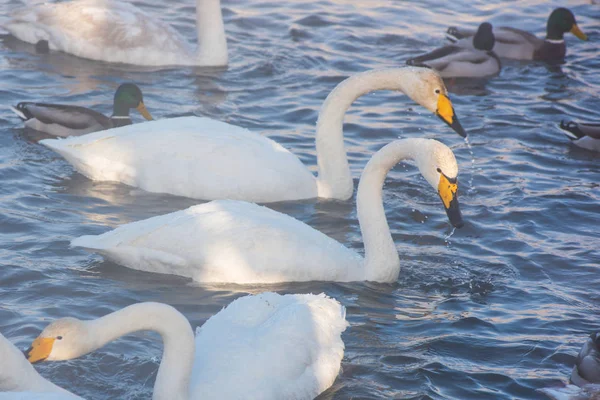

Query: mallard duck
[570,331,600,386]
[10,83,152,137]
[539,332,600,400]
[560,120,600,152]
[446,8,588,60]
[407,22,500,78]
[4,0,227,66]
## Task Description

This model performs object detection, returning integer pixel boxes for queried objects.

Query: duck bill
[136,102,153,120]
[570,24,588,41]
[26,337,55,363]
[436,94,467,138]
[438,174,464,228]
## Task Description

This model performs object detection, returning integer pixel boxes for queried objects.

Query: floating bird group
[0,1,595,399]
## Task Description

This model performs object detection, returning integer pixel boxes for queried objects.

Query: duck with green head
[446,8,588,61]
[10,83,153,137]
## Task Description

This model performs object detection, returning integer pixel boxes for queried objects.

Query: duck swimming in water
[407,22,500,78]
[10,83,152,137]
[559,120,600,152]
[446,8,588,61]
[571,331,600,387]
[539,332,600,400]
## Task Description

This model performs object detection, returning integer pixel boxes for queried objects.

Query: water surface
[0,0,599,398]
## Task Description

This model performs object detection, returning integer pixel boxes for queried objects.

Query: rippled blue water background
[0,0,599,398]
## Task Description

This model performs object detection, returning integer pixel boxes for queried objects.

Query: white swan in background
[39,67,466,203]
[4,0,227,66]
[26,295,347,400]
[0,333,81,399]
[72,138,464,284]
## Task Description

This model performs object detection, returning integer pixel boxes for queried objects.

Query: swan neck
[195,0,228,65]
[315,69,422,200]
[88,303,195,400]
[357,139,427,282]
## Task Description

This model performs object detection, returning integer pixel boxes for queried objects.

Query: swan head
[417,140,464,228]
[26,317,90,363]
[402,67,467,138]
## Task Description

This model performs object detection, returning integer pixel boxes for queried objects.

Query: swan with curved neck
[26,295,347,400]
[40,67,466,204]
[72,138,463,284]
[0,333,80,399]
[4,0,227,66]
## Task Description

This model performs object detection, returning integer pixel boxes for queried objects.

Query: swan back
[72,199,363,283]
[6,0,227,66]
[190,292,348,400]
[40,117,317,203]
[6,0,191,65]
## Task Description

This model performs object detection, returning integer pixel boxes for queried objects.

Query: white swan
[72,138,463,284]
[4,0,227,66]
[0,333,81,399]
[26,294,347,400]
[39,67,466,203]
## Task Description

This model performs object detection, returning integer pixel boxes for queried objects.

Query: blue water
[1,0,599,398]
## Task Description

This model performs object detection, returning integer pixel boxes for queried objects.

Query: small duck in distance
[446,8,588,61]
[539,331,600,400]
[407,22,500,78]
[571,331,600,387]
[10,83,152,137]
[559,120,600,152]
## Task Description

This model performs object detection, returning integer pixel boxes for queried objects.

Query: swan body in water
[26,294,347,400]
[40,67,466,203]
[4,0,227,66]
[72,138,464,284]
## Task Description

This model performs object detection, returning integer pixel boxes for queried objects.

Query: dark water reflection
[0,0,599,398]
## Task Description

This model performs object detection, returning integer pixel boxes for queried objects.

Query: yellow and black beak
[570,24,588,41]
[25,337,55,363]
[136,101,153,120]
[438,174,464,228]
[436,94,467,138]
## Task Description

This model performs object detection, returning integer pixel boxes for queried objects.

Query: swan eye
[436,167,442,173]
[56,336,63,340]
[435,89,441,94]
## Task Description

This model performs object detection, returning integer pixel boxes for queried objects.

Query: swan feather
[72,199,362,283]
[4,0,205,66]
[41,117,317,203]
[190,293,348,399]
